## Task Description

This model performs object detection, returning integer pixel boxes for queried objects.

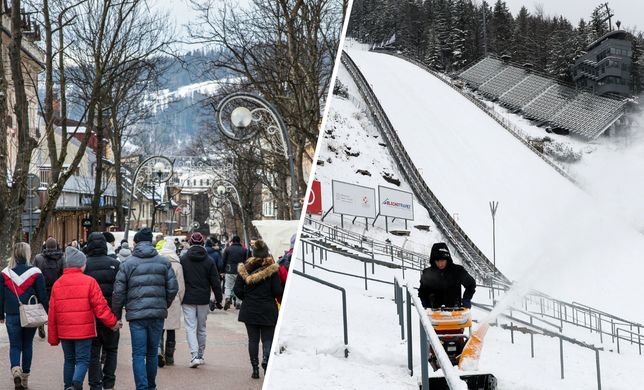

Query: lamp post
[212,179,249,248]
[489,201,499,303]
[215,92,301,219]
[123,156,173,242]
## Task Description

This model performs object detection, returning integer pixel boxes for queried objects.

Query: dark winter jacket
[112,241,178,321]
[33,248,64,296]
[84,232,121,307]
[223,243,250,274]
[418,255,476,309]
[205,243,223,273]
[0,262,49,320]
[180,245,223,305]
[233,257,282,326]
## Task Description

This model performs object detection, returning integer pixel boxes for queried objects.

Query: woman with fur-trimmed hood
[233,240,283,380]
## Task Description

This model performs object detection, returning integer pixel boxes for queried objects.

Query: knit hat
[189,232,205,246]
[252,240,270,258]
[429,242,452,265]
[45,237,58,250]
[134,227,153,243]
[65,246,87,268]
[120,242,130,250]
[102,231,115,244]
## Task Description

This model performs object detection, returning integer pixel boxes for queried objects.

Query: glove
[462,299,471,308]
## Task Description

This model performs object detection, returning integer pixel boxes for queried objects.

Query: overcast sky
[501,0,644,32]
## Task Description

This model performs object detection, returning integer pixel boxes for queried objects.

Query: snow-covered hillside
[267,53,644,388]
[347,48,644,324]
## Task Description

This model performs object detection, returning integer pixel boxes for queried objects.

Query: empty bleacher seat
[460,57,506,88]
[479,66,527,99]
[498,75,554,110]
[551,93,625,139]
[523,84,577,122]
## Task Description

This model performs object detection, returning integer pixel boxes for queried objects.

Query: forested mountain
[348,0,644,92]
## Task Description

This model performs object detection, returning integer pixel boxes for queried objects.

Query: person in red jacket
[48,246,120,390]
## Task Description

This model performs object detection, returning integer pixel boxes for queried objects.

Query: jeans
[88,322,120,390]
[245,324,275,367]
[182,304,209,359]
[5,314,36,373]
[224,274,237,300]
[129,319,164,390]
[61,338,93,388]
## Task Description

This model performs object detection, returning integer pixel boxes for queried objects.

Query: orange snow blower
[426,307,497,390]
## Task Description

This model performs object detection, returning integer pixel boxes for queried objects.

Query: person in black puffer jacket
[33,238,64,297]
[84,232,121,390]
[112,228,178,390]
[32,238,64,340]
[222,236,249,310]
[234,240,282,379]
[418,242,476,309]
[180,232,223,368]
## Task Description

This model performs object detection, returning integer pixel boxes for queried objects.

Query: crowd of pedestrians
[0,229,296,390]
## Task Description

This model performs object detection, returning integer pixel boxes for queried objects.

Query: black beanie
[102,231,115,244]
[134,227,153,243]
[429,242,452,264]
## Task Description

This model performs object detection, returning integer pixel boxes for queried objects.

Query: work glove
[462,298,472,308]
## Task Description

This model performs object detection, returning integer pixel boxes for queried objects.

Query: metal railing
[299,238,394,289]
[394,278,605,390]
[303,216,429,271]
[394,276,468,390]
[292,269,349,358]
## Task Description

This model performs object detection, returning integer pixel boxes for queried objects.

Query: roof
[586,30,631,52]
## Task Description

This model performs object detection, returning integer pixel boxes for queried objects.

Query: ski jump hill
[345,48,644,324]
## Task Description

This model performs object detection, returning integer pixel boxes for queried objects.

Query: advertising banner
[332,180,376,219]
[378,186,414,220]
[307,179,323,215]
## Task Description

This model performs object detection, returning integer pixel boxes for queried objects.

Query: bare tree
[0,1,42,262]
[187,0,345,212]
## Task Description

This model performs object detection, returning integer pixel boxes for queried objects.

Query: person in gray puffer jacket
[112,228,178,390]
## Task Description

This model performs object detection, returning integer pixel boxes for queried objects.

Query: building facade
[573,30,633,96]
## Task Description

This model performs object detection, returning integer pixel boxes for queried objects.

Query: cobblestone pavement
[0,309,264,389]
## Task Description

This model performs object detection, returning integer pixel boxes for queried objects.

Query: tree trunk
[90,115,105,232]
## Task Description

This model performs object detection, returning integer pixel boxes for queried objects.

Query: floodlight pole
[213,180,249,248]
[489,201,499,303]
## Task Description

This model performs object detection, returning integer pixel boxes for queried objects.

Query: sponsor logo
[382,198,412,209]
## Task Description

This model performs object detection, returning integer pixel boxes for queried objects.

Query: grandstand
[458,56,627,140]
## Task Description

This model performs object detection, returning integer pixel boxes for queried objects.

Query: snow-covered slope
[347,48,644,324]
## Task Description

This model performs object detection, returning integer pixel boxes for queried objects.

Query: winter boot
[251,356,260,379]
[157,345,165,368]
[224,298,231,311]
[11,367,24,390]
[37,325,45,339]
[262,357,269,372]
[165,338,176,366]
[20,372,29,389]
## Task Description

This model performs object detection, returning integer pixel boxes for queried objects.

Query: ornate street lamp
[215,92,301,219]
[124,156,173,242]
[211,179,249,248]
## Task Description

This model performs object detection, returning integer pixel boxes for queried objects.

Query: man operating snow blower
[418,243,496,390]
[418,242,476,310]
